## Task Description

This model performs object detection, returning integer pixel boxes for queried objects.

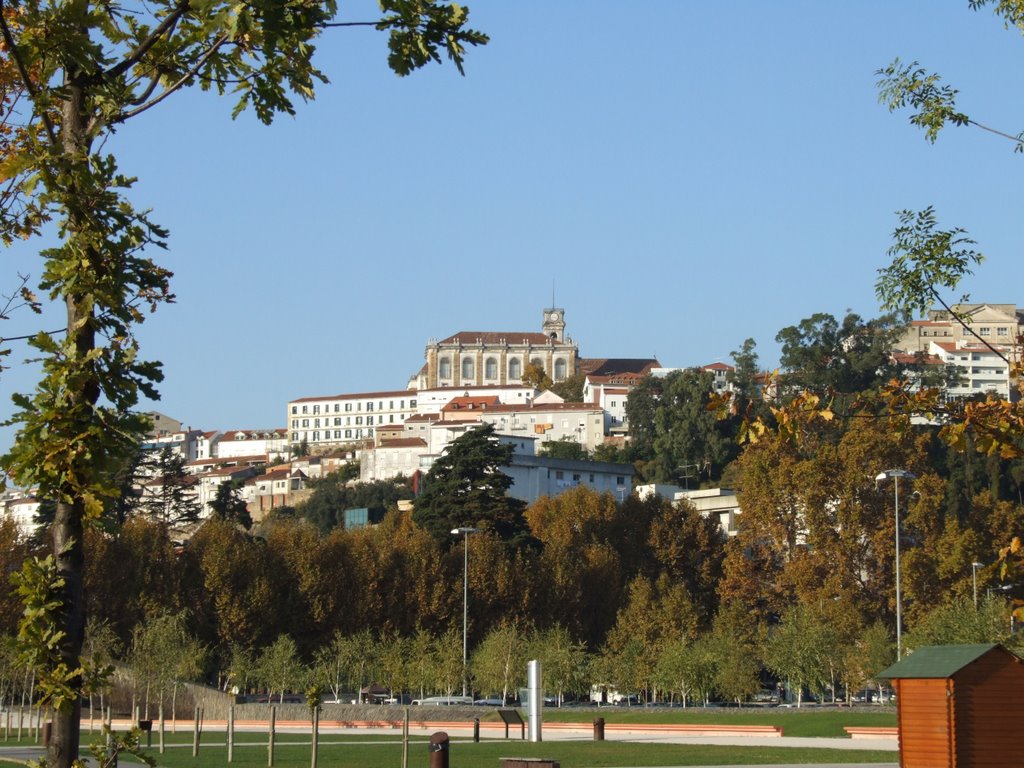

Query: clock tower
[542,307,565,342]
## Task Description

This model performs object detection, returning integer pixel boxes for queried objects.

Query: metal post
[894,475,902,660]
[228,705,234,763]
[877,469,914,661]
[463,533,469,695]
[527,659,542,743]
[451,527,478,696]
[159,703,165,754]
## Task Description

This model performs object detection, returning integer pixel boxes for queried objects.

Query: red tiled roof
[404,414,441,423]
[290,389,416,404]
[378,438,428,449]
[437,331,572,346]
[702,362,734,372]
[473,402,602,414]
[892,352,944,365]
[579,358,660,376]
[442,396,502,411]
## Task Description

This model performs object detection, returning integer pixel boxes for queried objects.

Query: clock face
[548,312,559,321]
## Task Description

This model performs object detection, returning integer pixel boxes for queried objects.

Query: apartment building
[287,389,418,449]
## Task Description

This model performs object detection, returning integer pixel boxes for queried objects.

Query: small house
[877,643,1024,768]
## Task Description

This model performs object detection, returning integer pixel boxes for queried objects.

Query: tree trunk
[47,68,97,768]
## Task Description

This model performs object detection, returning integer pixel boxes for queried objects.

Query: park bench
[500,758,559,768]
[843,726,898,739]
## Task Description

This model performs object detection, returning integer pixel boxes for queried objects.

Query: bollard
[428,731,449,768]
[473,717,480,743]
[593,717,605,741]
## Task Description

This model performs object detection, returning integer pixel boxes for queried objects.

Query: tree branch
[931,291,1010,365]
[102,0,189,82]
[110,35,229,125]
[968,118,1024,148]
[318,21,380,28]
[0,0,58,148]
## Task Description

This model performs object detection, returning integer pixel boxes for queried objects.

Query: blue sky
[3,1,1023,443]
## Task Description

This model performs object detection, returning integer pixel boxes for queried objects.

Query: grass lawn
[508,707,897,739]
[0,729,898,768]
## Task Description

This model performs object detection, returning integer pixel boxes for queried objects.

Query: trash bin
[429,731,449,768]
[593,717,605,741]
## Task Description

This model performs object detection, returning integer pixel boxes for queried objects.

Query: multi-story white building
[287,390,418,449]
[214,429,289,460]
[139,429,203,464]
[1,489,40,538]
[929,340,1015,400]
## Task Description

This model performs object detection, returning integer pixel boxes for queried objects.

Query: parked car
[473,698,505,706]
[411,696,474,706]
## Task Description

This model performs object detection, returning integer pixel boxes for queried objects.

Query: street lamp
[451,526,479,696]
[972,561,984,608]
[876,469,916,660]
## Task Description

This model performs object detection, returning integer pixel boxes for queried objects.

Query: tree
[128,613,204,719]
[0,2,485,764]
[537,438,589,461]
[708,602,763,706]
[728,338,761,402]
[549,372,585,403]
[654,636,717,707]
[527,626,590,705]
[521,360,552,390]
[256,635,306,703]
[413,424,529,545]
[645,498,726,625]
[470,623,528,704]
[627,369,738,484]
[763,605,834,707]
[775,312,902,398]
[136,448,202,529]
[209,479,253,530]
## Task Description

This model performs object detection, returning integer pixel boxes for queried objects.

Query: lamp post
[972,561,984,608]
[451,526,479,696]
[876,469,915,660]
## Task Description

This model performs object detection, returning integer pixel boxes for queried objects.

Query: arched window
[554,359,567,381]
[485,357,498,379]
[531,358,544,371]
[509,357,522,380]
[439,357,451,379]
[462,357,474,380]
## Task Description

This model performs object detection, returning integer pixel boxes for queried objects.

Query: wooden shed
[877,643,1024,768]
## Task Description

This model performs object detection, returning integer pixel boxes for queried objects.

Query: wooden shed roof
[877,643,1008,679]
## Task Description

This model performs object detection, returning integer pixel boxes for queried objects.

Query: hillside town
[4,303,1020,541]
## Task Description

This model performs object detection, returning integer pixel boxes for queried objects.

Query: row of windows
[437,356,569,381]
[978,327,1011,337]
[549,470,627,486]
[290,429,371,443]
[291,414,404,429]
[291,399,416,415]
